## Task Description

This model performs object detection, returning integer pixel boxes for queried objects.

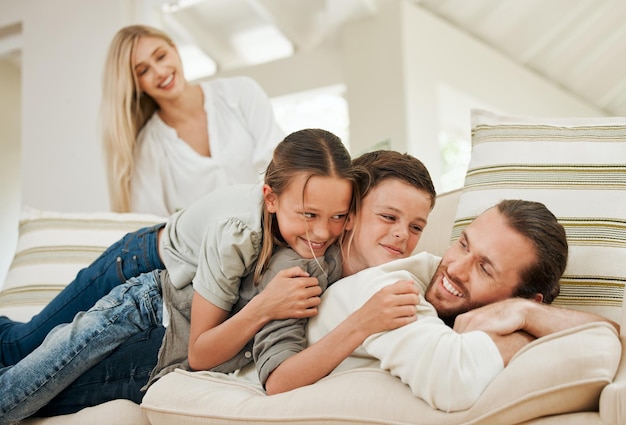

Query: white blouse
[130,76,285,216]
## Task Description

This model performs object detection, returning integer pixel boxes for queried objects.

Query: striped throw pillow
[452,109,626,322]
[0,207,165,321]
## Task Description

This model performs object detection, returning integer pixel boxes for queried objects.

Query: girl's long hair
[254,128,365,284]
[100,25,172,212]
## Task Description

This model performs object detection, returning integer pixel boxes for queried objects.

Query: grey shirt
[159,183,264,311]
[252,245,342,386]
[148,245,342,388]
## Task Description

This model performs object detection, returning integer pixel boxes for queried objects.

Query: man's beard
[438,306,475,328]
[425,264,473,328]
[432,300,472,328]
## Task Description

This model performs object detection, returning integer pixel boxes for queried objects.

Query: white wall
[0,58,21,284]
[340,1,409,156]
[0,0,136,283]
[18,0,135,213]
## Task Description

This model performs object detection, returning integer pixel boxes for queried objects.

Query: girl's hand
[252,266,322,321]
[189,267,320,370]
[351,280,420,337]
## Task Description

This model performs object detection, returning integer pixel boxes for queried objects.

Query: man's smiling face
[424,207,537,324]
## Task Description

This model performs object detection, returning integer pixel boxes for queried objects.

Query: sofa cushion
[142,322,620,424]
[451,109,626,322]
[21,400,148,425]
[0,207,164,322]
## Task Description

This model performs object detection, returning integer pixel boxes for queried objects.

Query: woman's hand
[350,280,420,337]
[250,266,322,322]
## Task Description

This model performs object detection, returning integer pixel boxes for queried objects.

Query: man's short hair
[494,199,568,304]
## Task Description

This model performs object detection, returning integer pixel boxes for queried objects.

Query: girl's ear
[263,184,278,213]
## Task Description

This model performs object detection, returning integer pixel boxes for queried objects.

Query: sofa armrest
[414,189,461,257]
[599,346,626,425]
[599,284,626,425]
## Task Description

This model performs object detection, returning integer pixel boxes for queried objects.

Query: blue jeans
[36,325,165,417]
[0,271,163,425]
[0,223,165,366]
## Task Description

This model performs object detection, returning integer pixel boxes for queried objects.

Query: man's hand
[453,298,530,335]
[453,299,537,366]
[452,297,619,366]
[454,297,618,337]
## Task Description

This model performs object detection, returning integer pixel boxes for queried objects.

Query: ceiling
[2,0,623,116]
[418,0,626,117]
[159,0,626,117]
[159,0,378,77]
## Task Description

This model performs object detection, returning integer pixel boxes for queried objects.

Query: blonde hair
[254,129,363,284]
[100,25,174,212]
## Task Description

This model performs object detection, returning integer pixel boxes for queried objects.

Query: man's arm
[484,331,534,365]
[453,298,620,364]
[361,303,505,412]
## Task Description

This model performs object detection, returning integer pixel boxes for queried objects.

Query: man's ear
[263,184,277,213]
[532,293,544,303]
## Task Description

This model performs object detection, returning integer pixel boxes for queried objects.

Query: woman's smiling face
[133,36,185,101]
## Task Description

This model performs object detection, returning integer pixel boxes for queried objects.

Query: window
[437,84,495,192]
[271,84,350,150]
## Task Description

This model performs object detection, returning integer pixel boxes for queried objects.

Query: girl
[145,128,360,383]
[101,25,284,215]
[0,128,360,424]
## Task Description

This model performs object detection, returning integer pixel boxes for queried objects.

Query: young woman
[0,128,362,424]
[101,25,284,215]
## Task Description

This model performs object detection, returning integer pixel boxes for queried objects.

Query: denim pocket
[115,254,141,283]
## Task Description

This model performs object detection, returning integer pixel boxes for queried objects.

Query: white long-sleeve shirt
[306,253,504,412]
[131,76,285,216]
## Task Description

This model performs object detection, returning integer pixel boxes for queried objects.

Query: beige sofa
[142,110,626,425]
[0,188,619,425]
[3,109,625,424]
